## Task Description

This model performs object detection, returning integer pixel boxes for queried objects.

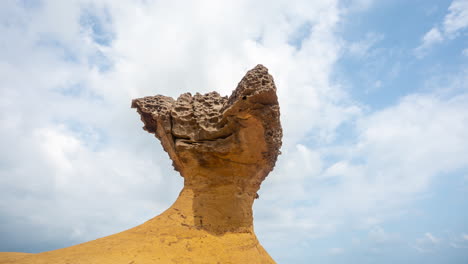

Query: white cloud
[413,232,442,253]
[463,48,468,56]
[347,32,384,58]
[425,233,439,244]
[340,0,376,13]
[258,86,468,253]
[1,0,468,262]
[0,0,359,256]
[443,0,468,36]
[415,0,468,56]
[374,80,382,89]
[447,233,468,249]
[415,27,443,57]
[423,27,443,44]
[329,247,345,255]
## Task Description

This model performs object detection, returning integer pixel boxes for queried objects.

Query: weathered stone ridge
[0,64,282,264]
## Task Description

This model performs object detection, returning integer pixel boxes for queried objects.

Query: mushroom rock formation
[0,64,282,264]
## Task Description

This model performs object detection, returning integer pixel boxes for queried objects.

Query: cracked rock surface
[0,65,282,264]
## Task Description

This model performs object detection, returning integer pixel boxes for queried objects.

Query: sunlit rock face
[0,65,282,264]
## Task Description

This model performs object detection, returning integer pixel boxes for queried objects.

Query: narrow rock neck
[170,177,258,235]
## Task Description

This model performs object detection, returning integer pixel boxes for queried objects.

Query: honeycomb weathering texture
[0,65,282,264]
[131,64,282,181]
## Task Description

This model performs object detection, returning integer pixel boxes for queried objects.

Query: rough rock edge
[131,64,282,180]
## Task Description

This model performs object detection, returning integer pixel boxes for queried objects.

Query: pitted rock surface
[0,65,282,264]
[131,65,281,179]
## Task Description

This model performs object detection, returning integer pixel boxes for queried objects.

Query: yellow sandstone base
[0,188,275,264]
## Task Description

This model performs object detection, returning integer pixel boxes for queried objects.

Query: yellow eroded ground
[0,189,275,264]
[0,253,32,263]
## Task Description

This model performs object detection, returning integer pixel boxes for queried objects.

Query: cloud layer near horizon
[1,0,467,263]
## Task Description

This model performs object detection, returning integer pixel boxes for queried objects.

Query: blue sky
[0,0,467,263]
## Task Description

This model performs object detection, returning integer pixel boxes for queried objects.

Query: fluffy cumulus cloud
[0,0,352,254]
[1,0,468,263]
[258,88,468,258]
